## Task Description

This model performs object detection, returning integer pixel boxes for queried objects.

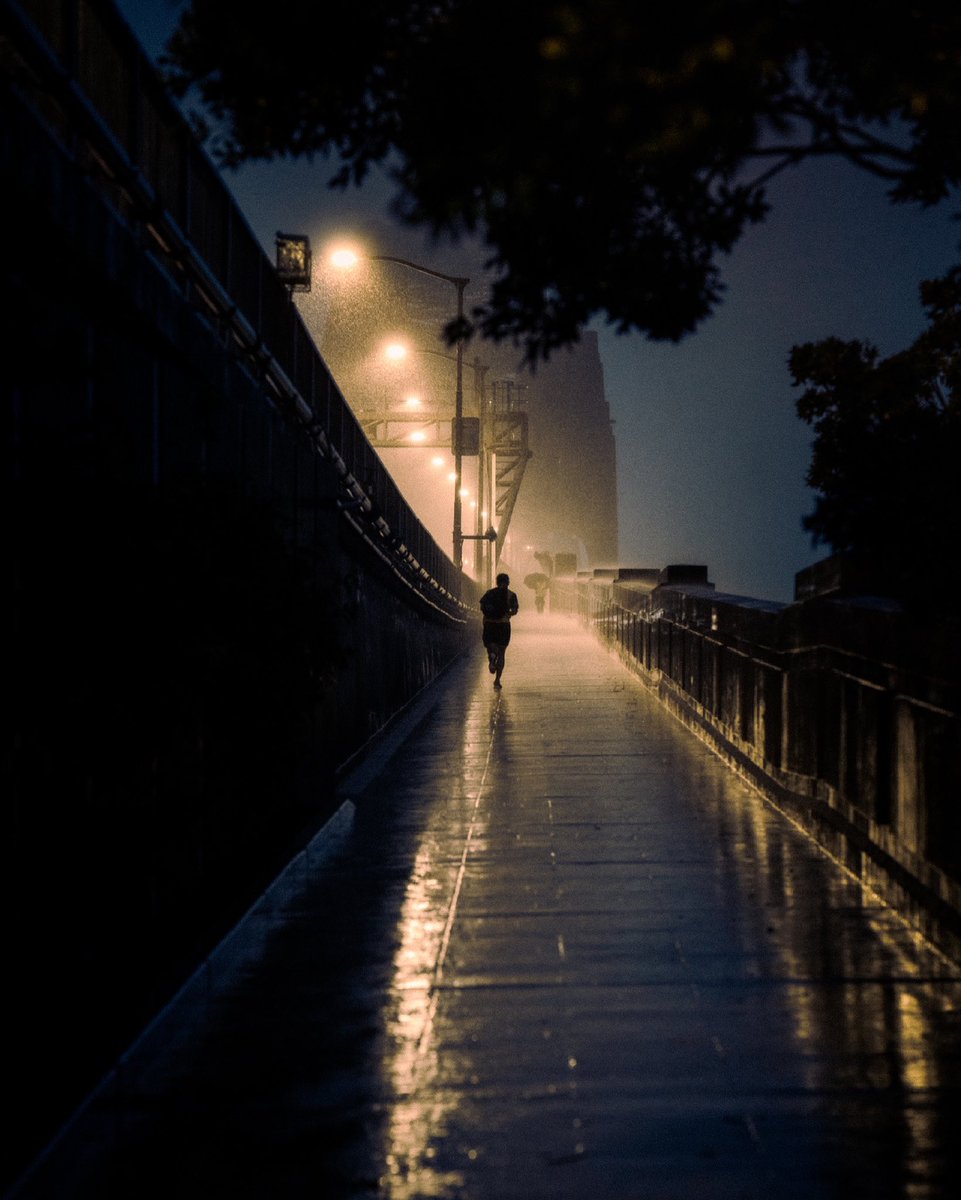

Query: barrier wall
[3,1,477,1178]
[555,567,961,963]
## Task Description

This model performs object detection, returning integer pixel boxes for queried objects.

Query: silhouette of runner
[480,573,519,689]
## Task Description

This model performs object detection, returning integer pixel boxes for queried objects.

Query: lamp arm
[371,254,468,290]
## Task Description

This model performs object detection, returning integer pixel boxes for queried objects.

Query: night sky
[118,1,960,601]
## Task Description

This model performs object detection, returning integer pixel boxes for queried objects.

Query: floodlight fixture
[275,232,312,292]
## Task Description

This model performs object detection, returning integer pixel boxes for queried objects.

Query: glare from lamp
[330,247,360,269]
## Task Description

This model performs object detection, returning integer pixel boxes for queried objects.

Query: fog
[118,0,961,601]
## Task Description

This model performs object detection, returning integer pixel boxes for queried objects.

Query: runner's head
[496,573,509,587]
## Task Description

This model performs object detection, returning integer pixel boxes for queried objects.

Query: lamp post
[379,339,495,579]
[331,248,469,569]
[370,256,469,569]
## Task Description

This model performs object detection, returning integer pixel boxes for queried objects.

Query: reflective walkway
[12,614,961,1199]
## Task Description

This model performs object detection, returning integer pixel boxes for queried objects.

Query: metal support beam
[359,414,452,448]
[486,407,532,566]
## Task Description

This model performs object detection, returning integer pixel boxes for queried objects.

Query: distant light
[448,472,457,482]
[431,456,445,468]
[404,395,422,409]
[470,500,477,509]
[459,487,469,497]
[481,510,488,520]
[384,342,408,361]
[409,430,427,443]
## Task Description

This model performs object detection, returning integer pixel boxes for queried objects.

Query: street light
[331,248,470,570]
[379,336,491,577]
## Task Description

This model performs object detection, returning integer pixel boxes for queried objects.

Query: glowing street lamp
[330,248,360,270]
[331,246,470,570]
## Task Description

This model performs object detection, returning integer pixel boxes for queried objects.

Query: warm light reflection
[381,842,464,1196]
[409,430,427,443]
[898,990,933,1092]
[431,456,445,468]
[404,395,422,409]
[379,694,495,1196]
[384,341,408,361]
[896,989,939,1182]
[711,762,961,1189]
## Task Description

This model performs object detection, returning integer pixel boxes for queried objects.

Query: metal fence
[564,568,961,961]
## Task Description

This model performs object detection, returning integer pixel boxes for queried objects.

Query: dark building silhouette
[508,332,619,571]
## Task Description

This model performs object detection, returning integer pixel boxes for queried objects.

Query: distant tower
[513,332,618,568]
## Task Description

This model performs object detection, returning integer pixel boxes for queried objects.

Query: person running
[480,573,519,689]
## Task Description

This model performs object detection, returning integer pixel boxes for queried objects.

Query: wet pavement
[10,612,961,1199]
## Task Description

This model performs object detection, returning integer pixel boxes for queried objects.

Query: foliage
[163,1,961,359]
[790,267,961,603]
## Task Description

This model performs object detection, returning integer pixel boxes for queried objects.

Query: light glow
[330,247,360,269]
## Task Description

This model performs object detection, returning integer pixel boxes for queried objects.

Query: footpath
[10,612,961,1200]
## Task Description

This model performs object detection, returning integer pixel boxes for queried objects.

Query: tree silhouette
[164,0,961,358]
[790,267,961,605]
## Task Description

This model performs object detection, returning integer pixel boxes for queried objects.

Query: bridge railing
[555,566,961,962]
[10,0,470,611]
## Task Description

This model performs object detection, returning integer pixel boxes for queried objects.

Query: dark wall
[2,5,474,1183]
